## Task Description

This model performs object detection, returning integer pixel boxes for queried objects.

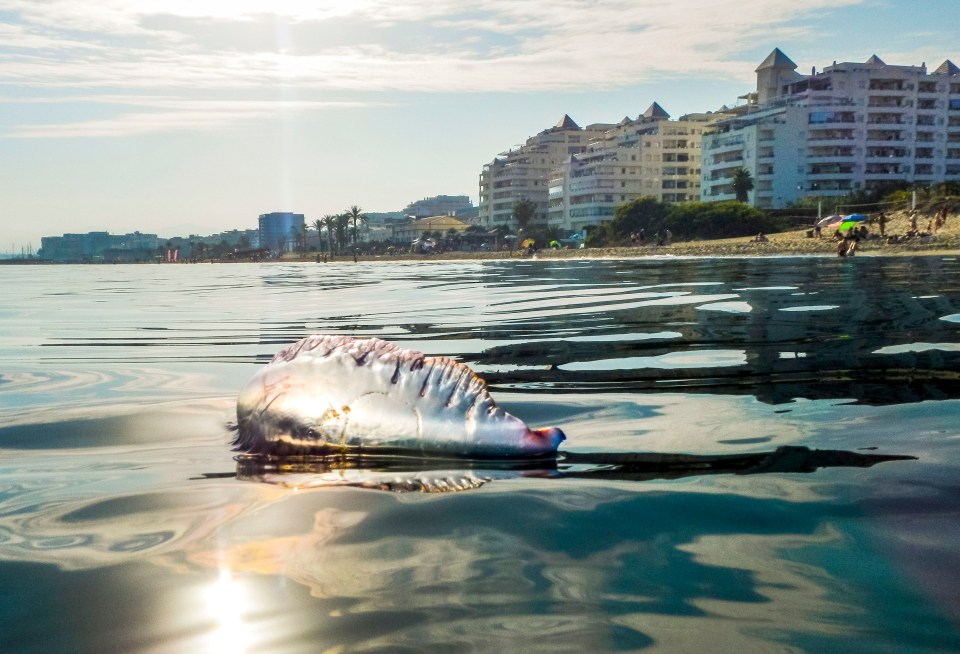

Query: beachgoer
[814,225,822,238]
[664,229,673,245]
[877,212,886,237]
[639,228,645,244]
[910,210,919,231]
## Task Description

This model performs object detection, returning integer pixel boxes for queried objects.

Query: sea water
[1,256,959,652]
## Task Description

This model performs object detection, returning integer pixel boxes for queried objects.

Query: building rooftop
[755,48,797,72]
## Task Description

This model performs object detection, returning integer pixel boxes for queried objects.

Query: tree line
[586,196,789,247]
[301,205,368,254]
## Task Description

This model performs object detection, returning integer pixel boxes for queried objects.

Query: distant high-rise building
[39,231,159,262]
[402,195,472,219]
[701,49,960,207]
[548,104,721,232]
[479,115,615,230]
[258,212,305,253]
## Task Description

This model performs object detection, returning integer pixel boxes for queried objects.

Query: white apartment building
[478,115,614,229]
[702,49,960,208]
[548,103,719,232]
[402,195,473,219]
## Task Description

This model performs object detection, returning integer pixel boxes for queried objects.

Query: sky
[2,0,959,252]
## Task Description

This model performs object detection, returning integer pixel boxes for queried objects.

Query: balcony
[808,165,855,176]
[865,164,909,175]
[808,129,856,143]
[869,80,912,91]
[866,130,904,142]
[809,146,856,159]
[809,110,856,125]
[868,97,905,108]
[866,147,910,159]
[866,114,905,125]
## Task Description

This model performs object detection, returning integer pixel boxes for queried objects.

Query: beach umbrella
[521,238,535,248]
[834,214,868,231]
[816,214,841,227]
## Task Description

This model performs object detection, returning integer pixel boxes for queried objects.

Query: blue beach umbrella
[838,214,867,231]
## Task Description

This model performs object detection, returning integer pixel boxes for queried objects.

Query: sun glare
[204,567,253,652]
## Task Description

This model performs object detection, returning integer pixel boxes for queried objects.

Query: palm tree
[318,214,337,254]
[346,205,367,244]
[311,218,324,253]
[512,198,537,232]
[731,167,755,203]
[335,213,351,252]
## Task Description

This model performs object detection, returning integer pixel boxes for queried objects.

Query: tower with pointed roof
[756,48,799,105]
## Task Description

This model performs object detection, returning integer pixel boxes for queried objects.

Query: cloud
[0,0,890,137]
[1,0,866,89]
[5,98,376,137]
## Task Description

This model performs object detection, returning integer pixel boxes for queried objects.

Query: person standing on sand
[910,210,919,231]
[878,212,887,237]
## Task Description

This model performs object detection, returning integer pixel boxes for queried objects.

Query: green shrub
[585,198,789,246]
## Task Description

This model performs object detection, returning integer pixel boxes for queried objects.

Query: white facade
[548,105,718,232]
[478,116,614,229]
[702,49,960,208]
[402,195,472,219]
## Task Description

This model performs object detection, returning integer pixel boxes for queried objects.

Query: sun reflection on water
[204,567,253,653]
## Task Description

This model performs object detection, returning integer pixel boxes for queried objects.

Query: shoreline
[8,213,959,265]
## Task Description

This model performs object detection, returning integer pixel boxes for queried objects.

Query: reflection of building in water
[471,257,960,406]
[258,212,305,253]
[702,49,960,208]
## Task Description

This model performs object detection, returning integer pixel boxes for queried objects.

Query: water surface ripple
[1,257,959,653]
